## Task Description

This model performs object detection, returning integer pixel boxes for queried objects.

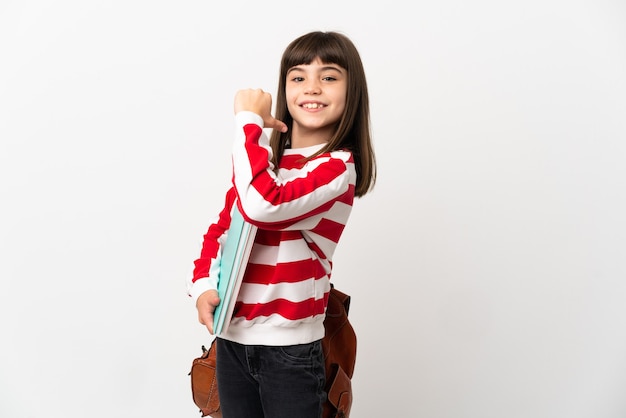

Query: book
[213,205,258,335]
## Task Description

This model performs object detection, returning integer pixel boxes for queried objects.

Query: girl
[188,31,376,418]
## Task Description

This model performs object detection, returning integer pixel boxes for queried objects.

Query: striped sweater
[188,111,356,346]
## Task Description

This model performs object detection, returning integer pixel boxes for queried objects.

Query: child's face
[285,57,347,140]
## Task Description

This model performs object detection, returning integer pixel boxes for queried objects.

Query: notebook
[213,205,258,335]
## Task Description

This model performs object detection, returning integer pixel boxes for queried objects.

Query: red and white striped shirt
[189,111,356,345]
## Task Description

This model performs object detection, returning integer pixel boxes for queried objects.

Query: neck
[290,124,333,149]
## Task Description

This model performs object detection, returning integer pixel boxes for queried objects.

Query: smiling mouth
[301,103,325,109]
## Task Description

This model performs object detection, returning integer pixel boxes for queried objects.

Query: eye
[290,76,305,82]
[322,76,337,82]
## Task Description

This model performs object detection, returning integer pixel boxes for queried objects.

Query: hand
[196,289,221,334]
[234,89,288,133]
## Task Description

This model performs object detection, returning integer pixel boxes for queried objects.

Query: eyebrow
[287,65,344,74]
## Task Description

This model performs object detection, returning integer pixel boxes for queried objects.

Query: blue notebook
[213,205,257,335]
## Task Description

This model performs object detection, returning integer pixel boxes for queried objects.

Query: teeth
[303,103,323,109]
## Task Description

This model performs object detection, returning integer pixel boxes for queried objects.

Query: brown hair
[270,31,376,197]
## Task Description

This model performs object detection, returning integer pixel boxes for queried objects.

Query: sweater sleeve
[232,111,353,227]
[187,187,237,303]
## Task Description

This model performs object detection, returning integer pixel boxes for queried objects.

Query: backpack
[189,285,357,418]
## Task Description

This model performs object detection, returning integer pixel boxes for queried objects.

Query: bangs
[282,32,349,70]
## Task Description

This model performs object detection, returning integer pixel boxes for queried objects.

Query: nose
[304,80,321,95]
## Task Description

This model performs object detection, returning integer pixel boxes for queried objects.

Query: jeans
[216,337,326,418]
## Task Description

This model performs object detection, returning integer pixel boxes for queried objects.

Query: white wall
[1,1,625,417]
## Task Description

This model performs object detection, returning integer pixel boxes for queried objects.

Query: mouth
[300,102,326,109]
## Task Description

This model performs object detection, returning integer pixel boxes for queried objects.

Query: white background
[1,1,626,417]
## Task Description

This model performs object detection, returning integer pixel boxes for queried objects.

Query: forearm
[188,188,237,300]
[232,112,352,226]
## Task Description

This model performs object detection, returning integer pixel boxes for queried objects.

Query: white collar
[282,143,326,157]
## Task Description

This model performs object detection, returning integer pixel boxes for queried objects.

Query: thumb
[264,116,288,133]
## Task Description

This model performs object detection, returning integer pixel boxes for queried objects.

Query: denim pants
[216,337,326,418]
